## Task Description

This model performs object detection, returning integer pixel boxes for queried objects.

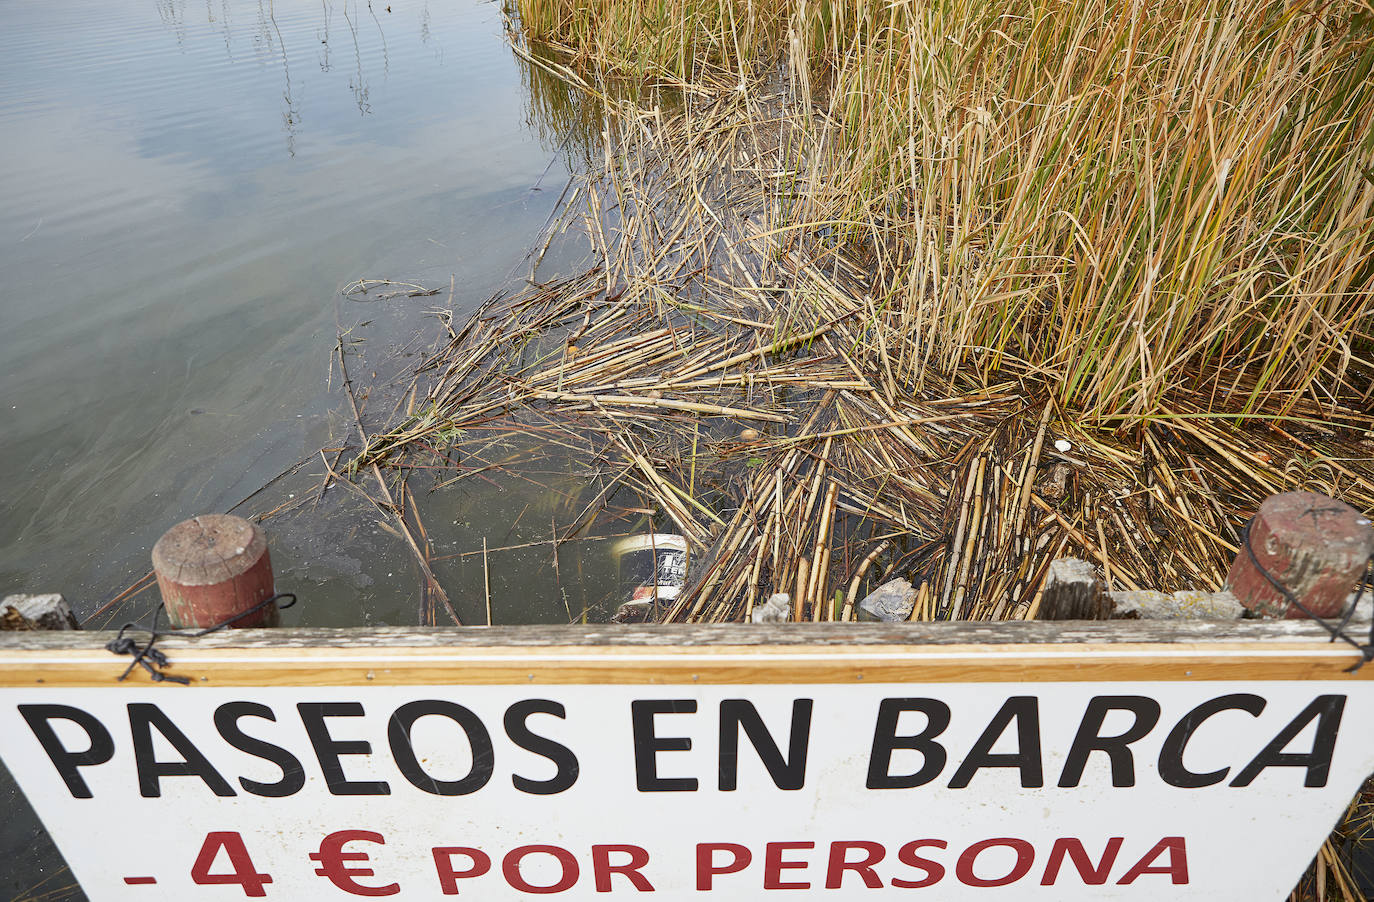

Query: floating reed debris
[350,61,1371,632]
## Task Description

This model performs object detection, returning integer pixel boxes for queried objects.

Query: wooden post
[152,515,278,629]
[1037,558,1112,621]
[1226,491,1374,619]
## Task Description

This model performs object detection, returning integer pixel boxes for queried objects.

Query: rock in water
[751,592,792,623]
[857,578,918,622]
[1110,589,1245,620]
[1,594,78,631]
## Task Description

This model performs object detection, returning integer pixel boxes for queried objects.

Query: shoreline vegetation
[513,0,1374,425]
[332,0,1372,895]
[356,0,1374,627]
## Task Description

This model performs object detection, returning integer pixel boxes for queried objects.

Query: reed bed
[512,0,1374,425]
[358,80,1373,627]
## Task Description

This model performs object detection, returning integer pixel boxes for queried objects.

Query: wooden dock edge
[1,621,1369,686]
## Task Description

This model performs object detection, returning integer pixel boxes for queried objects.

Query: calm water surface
[0,0,580,626]
[1,0,599,895]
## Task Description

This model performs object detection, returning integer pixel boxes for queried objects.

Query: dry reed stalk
[1013,401,1054,550]
[533,390,786,422]
[808,482,840,620]
[335,332,461,626]
[792,556,811,622]
[843,540,889,622]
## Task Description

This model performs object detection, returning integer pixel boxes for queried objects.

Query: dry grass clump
[512,0,1374,424]
[512,0,788,86]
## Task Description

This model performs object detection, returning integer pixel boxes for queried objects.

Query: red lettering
[191,832,273,897]
[764,842,814,890]
[1040,837,1123,885]
[956,838,1034,888]
[892,840,946,889]
[591,845,654,892]
[696,844,751,891]
[503,845,580,894]
[1117,837,1189,885]
[432,847,491,895]
[310,830,399,896]
[825,841,885,889]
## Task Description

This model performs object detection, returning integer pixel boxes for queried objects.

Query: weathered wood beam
[0,619,1360,650]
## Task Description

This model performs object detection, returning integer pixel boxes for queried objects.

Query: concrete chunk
[857,578,918,622]
[2,593,79,631]
[751,592,792,623]
[1110,589,1244,620]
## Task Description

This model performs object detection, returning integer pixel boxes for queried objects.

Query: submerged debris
[611,533,689,622]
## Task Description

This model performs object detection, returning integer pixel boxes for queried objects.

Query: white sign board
[1,631,1372,899]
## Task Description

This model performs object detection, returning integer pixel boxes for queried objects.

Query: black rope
[106,605,188,685]
[1239,519,1374,673]
[105,593,297,684]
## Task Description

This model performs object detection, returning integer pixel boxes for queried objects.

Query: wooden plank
[0,620,1349,650]
[0,622,1367,686]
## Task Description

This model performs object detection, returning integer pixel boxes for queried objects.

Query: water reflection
[365,0,390,75]
[140,0,639,168]
[317,0,332,70]
[511,31,684,169]
[154,0,188,44]
[148,0,389,148]
[213,0,236,59]
[342,0,373,113]
[518,42,604,160]
[262,0,300,153]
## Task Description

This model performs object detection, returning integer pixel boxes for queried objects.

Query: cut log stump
[1226,491,1374,619]
[152,514,278,629]
[1037,558,1112,621]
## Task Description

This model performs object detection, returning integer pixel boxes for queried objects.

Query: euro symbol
[309,830,400,896]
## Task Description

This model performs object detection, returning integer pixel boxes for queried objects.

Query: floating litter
[610,534,688,623]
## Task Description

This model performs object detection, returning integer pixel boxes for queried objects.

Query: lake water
[0,0,597,631]
[0,2,603,893]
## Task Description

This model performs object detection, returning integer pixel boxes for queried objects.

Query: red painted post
[152,514,279,629]
[1226,491,1374,619]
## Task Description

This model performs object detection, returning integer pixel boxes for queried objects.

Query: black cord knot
[105,593,298,684]
[106,626,191,685]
